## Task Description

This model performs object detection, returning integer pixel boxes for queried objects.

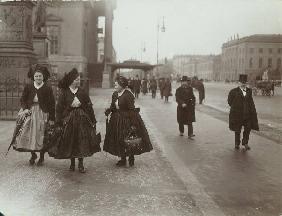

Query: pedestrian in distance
[163,78,172,102]
[103,76,153,167]
[133,75,141,99]
[141,78,148,95]
[271,81,275,96]
[175,76,196,140]
[11,64,55,166]
[158,78,165,99]
[150,76,158,99]
[49,68,100,173]
[197,79,205,104]
[228,74,259,150]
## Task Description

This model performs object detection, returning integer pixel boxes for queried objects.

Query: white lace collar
[34,81,44,90]
[117,89,126,97]
[69,86,78,94]
[117,88,135,97]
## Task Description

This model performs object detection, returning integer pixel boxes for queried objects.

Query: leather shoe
[116,159,126,167]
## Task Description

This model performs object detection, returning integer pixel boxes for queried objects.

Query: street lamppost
[156,16,166,74]
[140,41,146,62]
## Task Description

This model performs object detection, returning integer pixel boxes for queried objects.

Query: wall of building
[221,35,282,81]
[45,1,102,85]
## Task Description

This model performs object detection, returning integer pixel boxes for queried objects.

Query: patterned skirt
[12,105,48,152]
[103,110,153,157]
[48,108,101,159]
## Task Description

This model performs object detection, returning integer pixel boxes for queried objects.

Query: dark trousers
[165,96,169,102]
[179,123,193,136]
[235,119,251,145]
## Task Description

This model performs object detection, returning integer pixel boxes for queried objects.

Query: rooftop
[222,34,282,48]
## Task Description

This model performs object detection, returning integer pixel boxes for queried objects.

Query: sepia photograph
[0,0,281,215]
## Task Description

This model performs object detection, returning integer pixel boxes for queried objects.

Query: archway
[108,60,157,87]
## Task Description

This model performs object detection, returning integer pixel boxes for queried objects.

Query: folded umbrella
[6,110,31,156]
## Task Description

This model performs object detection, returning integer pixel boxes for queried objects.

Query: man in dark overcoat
[158,78,165,99]
[197,79,205,104]
[175,76,196,139]
[150,76,158,99]
[133,76,141,98]
[228,74,259,150]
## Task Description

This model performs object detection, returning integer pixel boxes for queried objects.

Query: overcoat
[133,79,141,94]
[163,80,172,97]
[228,87,259,131]
[175,85,195,124]
[197,81,205,101]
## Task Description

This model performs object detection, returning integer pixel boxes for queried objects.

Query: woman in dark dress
[12,64,55,166]
[103,76,153,167]
[51,68,100,173]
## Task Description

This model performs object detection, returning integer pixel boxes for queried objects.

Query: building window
[268,58,272,67]
[47,26,60,55]
[278,48,282,54]
[269,48,272,54]
[259,58,263,68]
[277,58,281,68]
[249,48,254,54]
[249,58,253,68]
[259,48,263,53]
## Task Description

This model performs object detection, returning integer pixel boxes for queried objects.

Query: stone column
[0,1,36,81]
[102,0,113,88]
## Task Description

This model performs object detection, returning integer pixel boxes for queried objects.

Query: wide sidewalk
[0,88,202,216]
[0,88,281,216]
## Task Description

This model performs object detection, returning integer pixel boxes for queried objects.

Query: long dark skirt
[103,110,153,157]
[48,108,100,159]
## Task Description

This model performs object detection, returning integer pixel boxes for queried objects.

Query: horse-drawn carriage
[251,80,273,96]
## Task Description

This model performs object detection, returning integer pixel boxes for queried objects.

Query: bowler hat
[239,74,248,83]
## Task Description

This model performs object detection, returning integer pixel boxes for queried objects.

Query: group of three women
[11,65,152,173]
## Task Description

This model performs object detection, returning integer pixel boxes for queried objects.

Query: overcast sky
[112,0,282,64]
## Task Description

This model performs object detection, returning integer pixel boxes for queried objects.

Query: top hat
[239,74,248,83]
[181,76,190,82]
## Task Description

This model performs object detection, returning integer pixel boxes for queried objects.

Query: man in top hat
[228,74,259,150]
[175,76,196,139]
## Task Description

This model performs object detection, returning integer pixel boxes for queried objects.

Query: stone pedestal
[32,31,49,67]
[0,1,36,81]
[102,70,110,88]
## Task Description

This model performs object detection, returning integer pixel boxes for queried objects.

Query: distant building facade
[172,55,201,77]
[221,34,282,81]
[173,55,220,80]
[196,55,221,81]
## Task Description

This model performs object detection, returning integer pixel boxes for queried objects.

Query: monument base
[102,73,110,88]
